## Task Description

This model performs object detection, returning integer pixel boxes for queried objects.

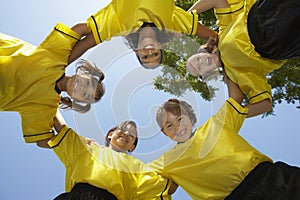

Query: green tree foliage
[269,57,300,109]
[153,0,218,101]
[153,35,216,101]
[153,0,300,112]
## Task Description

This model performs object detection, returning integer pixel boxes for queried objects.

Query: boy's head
[105,121,138,153]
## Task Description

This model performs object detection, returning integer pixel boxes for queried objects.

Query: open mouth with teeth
[144,44,155,50]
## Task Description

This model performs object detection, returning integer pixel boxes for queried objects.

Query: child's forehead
[75,74,90,80]
[164,111,180,122]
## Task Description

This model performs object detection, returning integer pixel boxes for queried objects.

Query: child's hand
[53,109,67,133]
[86,138,99,146]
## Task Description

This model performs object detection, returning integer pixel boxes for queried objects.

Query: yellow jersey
[148,98,272,199]
[214,0,286,104]
[48,126,172,200]
[0,23,80,143]
[87,0,198,44]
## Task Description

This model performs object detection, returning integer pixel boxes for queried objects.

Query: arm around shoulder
[225,76,272,118]
[36,110,66,148]
[68,23,97,64]
[245,99,272,118]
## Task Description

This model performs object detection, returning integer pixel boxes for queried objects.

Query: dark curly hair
[123,23,174,68]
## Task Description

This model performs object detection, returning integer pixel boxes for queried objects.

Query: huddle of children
[1,0,300,199]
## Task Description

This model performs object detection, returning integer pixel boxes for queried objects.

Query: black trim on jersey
[91,15,102,43]
[215,5,244,15]
[24,129,54,138]
[190,11,195,35]
[249,91,271,101]
[54,27,80,41]
[50,128,71,149]
[226,100,248,115]
[160,178,170,199]
[55,73,65,94]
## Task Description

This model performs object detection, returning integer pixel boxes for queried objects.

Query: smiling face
[186,52,221,82]
[66,74,99,103]
[136,37,162,69]
[161,112,193,143]
[107,122,138,153]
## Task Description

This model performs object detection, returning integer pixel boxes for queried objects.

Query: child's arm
[224,76,272,118]
[188,0,229,13]
[224,75,244,104]
[53,109,67,133]
[190,0,228,41]
[168,182,178,195]
[245,99,272,118]
[68,23,97,64]
[195,22,218,41]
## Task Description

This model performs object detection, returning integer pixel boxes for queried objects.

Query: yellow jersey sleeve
[87,0,198,44]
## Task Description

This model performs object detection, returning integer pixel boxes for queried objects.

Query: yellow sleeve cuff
[227,97,249,115]
[48,125,70,148]
[55,22,81,40]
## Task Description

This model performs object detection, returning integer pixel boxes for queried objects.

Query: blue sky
[1,0,299,199]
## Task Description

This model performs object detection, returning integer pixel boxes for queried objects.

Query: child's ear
[128,144,136,152]
[107,131,114,139]
[134,49,139,56]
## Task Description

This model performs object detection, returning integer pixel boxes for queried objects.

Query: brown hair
[123,23,173,68]
[59,59,105,113]
[104,121,138,152]
[198,37,218,54]
[156,98,197,130]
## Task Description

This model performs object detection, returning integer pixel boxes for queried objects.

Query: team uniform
[214,0,287,104]
[87,0,198,44]
[0,23,80,143]
[148,98,272,199]
[48,126,173,200]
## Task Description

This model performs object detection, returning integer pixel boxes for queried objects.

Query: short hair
[104,121,138,151]
[156,98,197,131]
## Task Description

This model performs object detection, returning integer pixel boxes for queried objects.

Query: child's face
[108,124,137,152]
[186,52,221,82]
[136,37,162,69]
[67,74,98,103]
[161,112,193,143]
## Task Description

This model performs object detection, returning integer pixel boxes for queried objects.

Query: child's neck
[56,76,68,92]
[139,25,157,41]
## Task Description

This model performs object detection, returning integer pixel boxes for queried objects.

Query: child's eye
[129,135,135,139]
[178,116,182,122]
[83,92,87,98]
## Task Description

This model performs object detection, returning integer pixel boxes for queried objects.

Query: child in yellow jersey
[0,23,105,147]
[186,0,300,117]
[148,76,300,199]
[48,111,177,200]
[67,0,218,68]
